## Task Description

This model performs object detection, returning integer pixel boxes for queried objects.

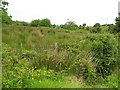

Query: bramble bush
[87,34,118,78]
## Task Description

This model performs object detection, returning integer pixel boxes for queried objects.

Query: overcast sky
[6,0,120,26]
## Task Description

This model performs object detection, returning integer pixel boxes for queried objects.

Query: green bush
[108,25,119,33]
[90,23,101,33]
[2,43,36,88]
[70,52,96,80]
[87,34,118,78]
[59,41,96,81]
[90,27,101,33]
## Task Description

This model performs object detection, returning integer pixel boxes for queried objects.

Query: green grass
[24,78,86,88]
[21,73,118,88]
[2,25,118,88]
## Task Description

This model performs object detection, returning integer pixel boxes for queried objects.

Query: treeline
[1,1,120,33]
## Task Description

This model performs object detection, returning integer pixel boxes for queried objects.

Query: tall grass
[2,25,118,88]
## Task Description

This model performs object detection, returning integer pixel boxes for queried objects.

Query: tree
[13,20,29,26]
[83,23,86,27]
[79,25,82,29]
[107,17,120,33]
[90,27,101,33]
[52,24,56,28]
[20,21,29,26]
[115,17,120,27]
[108,25,117,33]
[60,21,78,30]
[82,23,86,29]
[30,19,40,27]
[30,18,52,27]
[1,1,12,24]
[93,23,100,27]
[90,23,101,33]
[113,17,120,33]
[39,18,52,27]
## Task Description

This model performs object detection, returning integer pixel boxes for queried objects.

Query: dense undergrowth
[2,25,119,88]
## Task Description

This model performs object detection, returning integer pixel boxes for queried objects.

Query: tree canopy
[60,21,78,30]
[1,1,12,24]
[30,18,52,27]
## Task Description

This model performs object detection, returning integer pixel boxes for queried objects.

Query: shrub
[87,34,118,78]
[2,43,29,88]
[108,25,119,33]
[90,27,101,33]
[70,52,96,81]
[86,26,89,31]
[59,41,97,81]
[90,23,101,33]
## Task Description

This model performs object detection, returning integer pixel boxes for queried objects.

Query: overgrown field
[2,25,119,88]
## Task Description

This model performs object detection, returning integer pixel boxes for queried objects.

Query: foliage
[13,20,29,26]
[87,34,118,78]
[114,17,120,33]
[90,23,101,33]
[30,18,52,27]
[115,17,120,27]
[1,0,119,87]
[70,52,96,81]
[2,12,12,24]
[108,25,118,33]
[90,27,101,33]
[1,1,12,24]
[83,23,86,27]
[2,25,118,88]
[39,18,52,27]
[60,21,78,30]
[86,26,89,30]
[78,25,82,29]
[107,17,120,33]
[82,23,86,29]
[52,24,56,28]
[2,43,63,88]
[30,19,40,27]
[93,23,100,27]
